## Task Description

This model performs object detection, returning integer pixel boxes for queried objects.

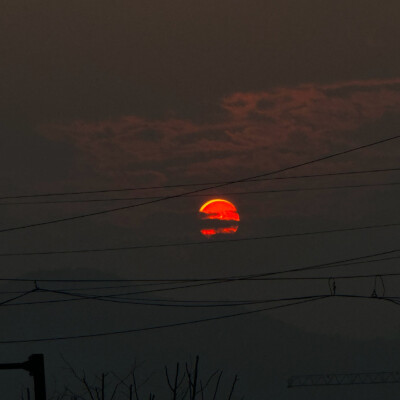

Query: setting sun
[199,199,240,237]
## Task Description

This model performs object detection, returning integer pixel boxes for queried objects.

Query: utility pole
[0,354,46,400]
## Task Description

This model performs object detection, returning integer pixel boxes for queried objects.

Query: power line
[0,290,36,306]
[0,283,151,295]
[1,250,398,309]
[0,221,398,257]
[1,181,399,206]
[0,247,397,303]
[1,246,399,284]
[2,258,398,310]
[2,293,397,344]
[0,293,307,307]
[0,295,329,344]
[1,251,398,313]
[1,254,398,298]
[1,134,399,234]
[249,255,400,280]
[1,167,399,201]
[25,290,328,308]
[51,292,400,307]
[2,284,393,307]
[31,251,399,299]
[1,289,391,310]
[12,288,395,309]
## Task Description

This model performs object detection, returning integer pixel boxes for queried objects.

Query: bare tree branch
[132,367,141,400]
[227,375,238,400]
[199,382,204,400]
[94,386,100,400]
[165,366,174,391]
[165,362,183,400]
[56,355,238,400]
[110,378,125,400]
[192,356,199,400]
[110,371,132,389]
[196,370,219,394]
[60,355,96,400]
[185,363,193,400]
[212,371,223,400]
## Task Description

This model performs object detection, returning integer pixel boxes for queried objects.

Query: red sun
[199,199,240,237]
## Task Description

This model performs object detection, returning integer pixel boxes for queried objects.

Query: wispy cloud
[41,78,400,189]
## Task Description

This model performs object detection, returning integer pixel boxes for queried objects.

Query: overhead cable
[0,221,398,257]
[0,247,397,287]
[1,167,399,201]
[1,181,399,206]
[2,293,398,344]
[1,134,399,234]
[0,296,328,344]
[1,254,399,299]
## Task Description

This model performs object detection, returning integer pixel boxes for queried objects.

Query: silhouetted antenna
[288,371,400,387]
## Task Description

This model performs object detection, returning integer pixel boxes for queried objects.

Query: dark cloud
[1,1,400,122]
[40,78,400,187]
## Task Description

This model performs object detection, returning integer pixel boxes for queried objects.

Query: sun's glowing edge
[199,198,237,212]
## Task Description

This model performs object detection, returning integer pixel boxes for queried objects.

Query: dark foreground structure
[0,354,46,400]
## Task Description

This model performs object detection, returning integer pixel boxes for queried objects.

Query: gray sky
[1,1,400,398]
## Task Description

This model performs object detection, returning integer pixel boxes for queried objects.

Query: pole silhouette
[0,354,46,400]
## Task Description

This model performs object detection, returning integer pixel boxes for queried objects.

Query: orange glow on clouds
[199,199,240,237]
[199,199,240,222]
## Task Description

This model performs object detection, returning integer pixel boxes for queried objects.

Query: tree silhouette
[44,356,239,400]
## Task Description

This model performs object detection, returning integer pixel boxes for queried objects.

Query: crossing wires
[0,134,399,234]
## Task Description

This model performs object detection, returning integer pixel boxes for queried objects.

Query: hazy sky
[1,1,400,398]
